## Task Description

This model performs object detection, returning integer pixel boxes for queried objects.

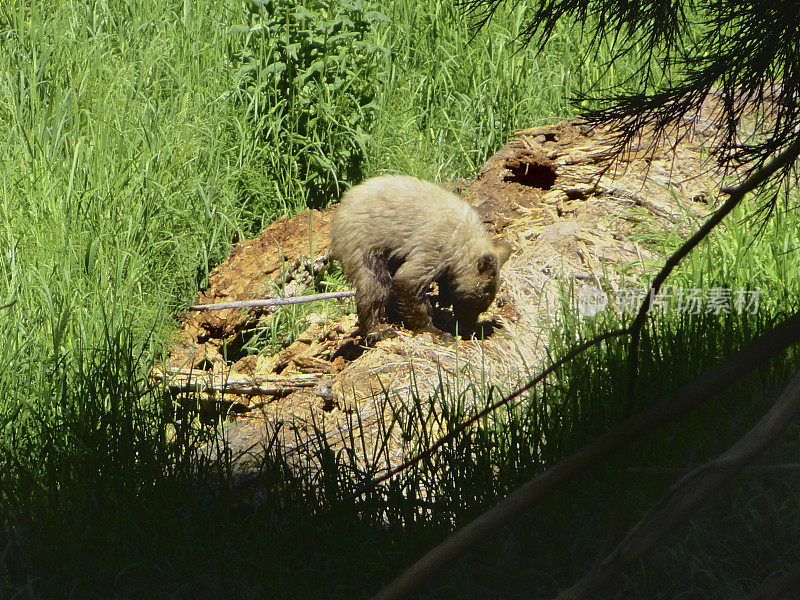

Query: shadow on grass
[3,310,800,599]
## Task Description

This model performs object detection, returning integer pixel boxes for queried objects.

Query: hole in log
[504,150,557,189]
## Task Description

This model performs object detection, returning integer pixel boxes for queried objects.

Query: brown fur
[330,175,511,337]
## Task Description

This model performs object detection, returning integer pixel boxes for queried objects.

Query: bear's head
[449,241,512,329]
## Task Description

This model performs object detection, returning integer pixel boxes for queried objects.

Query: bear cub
[330,175,511,341]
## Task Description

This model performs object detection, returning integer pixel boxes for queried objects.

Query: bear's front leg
[393,262,454,341]
[392,260,436,331]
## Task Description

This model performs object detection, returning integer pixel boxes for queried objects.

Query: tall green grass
[367,1,641,179]
[624,191,800,315]
[0,0,244,536]
[0,0,242,340]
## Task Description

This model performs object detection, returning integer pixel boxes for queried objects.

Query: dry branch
[557,367,800,600]
[361,134,800,504]
[151,366,323,397]
[188,290,355,311]
[369,309,800,600]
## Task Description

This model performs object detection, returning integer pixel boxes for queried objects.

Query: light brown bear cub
[330,175,511,340]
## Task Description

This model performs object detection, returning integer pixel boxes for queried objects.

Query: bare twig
[368,309,800,600]
[188,290,355,311]
[151,367,323,397]
[359,136,800,509]
[557,367,800,600]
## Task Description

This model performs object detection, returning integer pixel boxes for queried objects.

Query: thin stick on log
[188,290,355,311]
[368,309,800,600]
[557,367,800,600]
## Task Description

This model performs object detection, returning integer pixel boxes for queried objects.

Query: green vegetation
[0,0,799,598]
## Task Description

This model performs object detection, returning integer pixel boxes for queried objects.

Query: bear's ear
[477,252,498,274]
[494,240,512,267]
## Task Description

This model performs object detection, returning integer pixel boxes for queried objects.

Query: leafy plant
[230,0,389,213]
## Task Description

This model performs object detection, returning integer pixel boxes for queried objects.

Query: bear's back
[331,175,486,261]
